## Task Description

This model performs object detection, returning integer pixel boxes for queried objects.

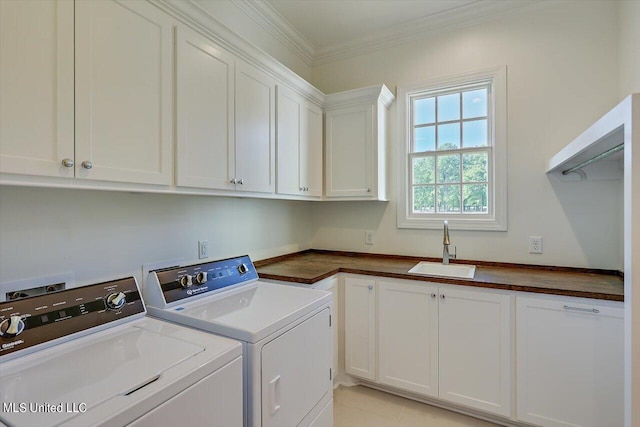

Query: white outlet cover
[365,230,375,245]
[529,236,543,254]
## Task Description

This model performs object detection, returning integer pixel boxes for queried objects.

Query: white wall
[0,186,312,291]
[310,0,623,269]
[619,0,640,99]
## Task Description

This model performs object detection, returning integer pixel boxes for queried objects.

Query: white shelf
[546,97,632,181]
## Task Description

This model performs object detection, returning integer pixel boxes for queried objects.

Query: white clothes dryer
[144,255,334,427]
[0,276,243,427]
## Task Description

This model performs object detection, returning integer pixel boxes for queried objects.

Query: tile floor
[334,385,501,427]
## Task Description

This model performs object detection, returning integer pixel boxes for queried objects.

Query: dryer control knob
[195,272,208,284]
[180,275,193,288]
[0,315,25,337]
[105,292,126,310]
[237,264,249,274]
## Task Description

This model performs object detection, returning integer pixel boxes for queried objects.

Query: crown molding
[324,84,395,110]
[231,0,316,67]
[310,0,538,66]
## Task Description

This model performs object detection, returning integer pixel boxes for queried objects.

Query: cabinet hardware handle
[300,187,303,191]
[440,294,445,299]
[563,305,599,314]
[81,160,92,170]
[366,188,371,192]
[431,293,436,298]
[230,178,237,184]
[238,179,244,185]
[61,159,74,168]
[368,285,373,290]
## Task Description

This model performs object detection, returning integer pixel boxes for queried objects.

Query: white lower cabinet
[438,287,511,417]
[345,276,512,418]
[378,280,438,397]
[516,295,624,427]
[344,277,377,381]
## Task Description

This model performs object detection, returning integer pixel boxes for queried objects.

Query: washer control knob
[237,263,249,275]
[195,271,208,284]
[180,275,193,288]
[105,292,126,310]
[0,315,25,337]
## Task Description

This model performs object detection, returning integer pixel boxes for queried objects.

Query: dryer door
[261,308,331,427]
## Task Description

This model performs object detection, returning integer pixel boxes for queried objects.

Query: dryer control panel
[152,255,258,305]
[0,277,144,358]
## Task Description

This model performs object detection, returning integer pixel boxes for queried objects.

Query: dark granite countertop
[255,250,624,302]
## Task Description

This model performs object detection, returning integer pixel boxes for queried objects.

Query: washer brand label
[186,286,209,296]
[1,340,24,351]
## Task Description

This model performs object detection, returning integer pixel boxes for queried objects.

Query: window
[397,67,507,230]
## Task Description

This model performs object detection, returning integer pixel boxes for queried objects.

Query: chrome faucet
[443,220,456,265]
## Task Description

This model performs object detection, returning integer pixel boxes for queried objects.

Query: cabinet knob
[368,285,373,290]
[431,293,436,298]
[366,188,371,193]
[230,178,237,184]
[305,187,309,191]
[61,158,74,168]
[300,187,304,191]
[81,160,93,170]
[440,294,445,299]
[238,179,244,185]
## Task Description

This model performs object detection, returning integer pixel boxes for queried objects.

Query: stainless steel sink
[408,261,476,279]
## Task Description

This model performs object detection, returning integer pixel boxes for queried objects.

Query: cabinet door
[175,26,235,190]
[235,60,275,193]
[516,296,623,427]
[261,309,331,427]
[438,287,512,417]
[378,280,438,397]
[75,0,173,185]
[325,104,373,197]
[301,102,323,197]
[344,277,376,380]
[0,0,74,177]
[276,86,302,196]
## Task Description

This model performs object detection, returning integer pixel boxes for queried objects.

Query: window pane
[463,119,488,147]
[437,93,460,122]
[462,152,488,182]
[414,97,435,125]
[437,154,460,183]
[413,157,435,184]
[462,88,487,119]
[414,126,435,152]
[463,184,488,213]
[413,186,435,213]
[437,185,460,213]
[437,123,460,150]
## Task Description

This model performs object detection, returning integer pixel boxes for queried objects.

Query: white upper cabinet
[324,85,394,200]
[276,85,322,198]
[235,59,276,194]
[175,25,235,191]
[438,287,512,417]
[516,295,624,427]
[0,0,74,177]
[75,0,174,185]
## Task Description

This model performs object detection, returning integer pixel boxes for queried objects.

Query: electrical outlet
[198,240,209,259]
[529,236,543,254]
[365,230,375,245]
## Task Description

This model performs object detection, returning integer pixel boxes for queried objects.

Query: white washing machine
[0,276,243,427]
[144,255,334,427]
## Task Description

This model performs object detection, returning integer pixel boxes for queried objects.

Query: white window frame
[396,66,507,231]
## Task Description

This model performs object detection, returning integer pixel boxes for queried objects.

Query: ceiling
[248,0,530,65]
[266,0,478,51]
